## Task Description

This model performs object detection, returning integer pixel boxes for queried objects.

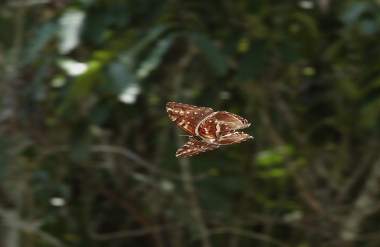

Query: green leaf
[359,19,378,36]
[58,9,85,54]
[340,2,370,23]
[257,145,294,166]
[81,1,130,44]
[22,21,57,64]
[259,168,288,179]
[290,12,320,41]
[82,7,112,44]
[257,152,284,166]
[192,32,228,76]
[119,24,170,67]
[136,34,176,79]
[70,60,102,97]
[26,56,53,101]
[108,2,130,27]
[107,61,136,92]
[107,60,140,104]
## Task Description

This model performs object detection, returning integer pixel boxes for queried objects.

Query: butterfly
[166,102,253,158]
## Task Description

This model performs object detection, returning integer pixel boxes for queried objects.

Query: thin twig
[171,41,212,247]
[89,222,184,240]
[90,145,185,180]
[340,157,380,240]
[33,145,195,180]
[194,227,289,247]
[178,155,211,247]
[336,138,379,203]
[209,212,334,239]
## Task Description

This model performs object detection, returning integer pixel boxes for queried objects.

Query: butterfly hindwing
[214,132,253,145]
[197,116,218,139]
[176,138,220,158]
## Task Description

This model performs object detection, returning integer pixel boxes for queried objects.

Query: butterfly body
[166,102,253,158]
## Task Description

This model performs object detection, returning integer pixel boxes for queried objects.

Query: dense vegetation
[1,0,380,246]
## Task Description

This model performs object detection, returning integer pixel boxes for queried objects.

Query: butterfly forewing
[166,102,214,136]
[176,139,219,158]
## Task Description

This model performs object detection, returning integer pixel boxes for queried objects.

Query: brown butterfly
[166,102,253,158]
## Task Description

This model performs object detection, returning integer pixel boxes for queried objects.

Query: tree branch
[0,207,66,247]
[340,157,380,241]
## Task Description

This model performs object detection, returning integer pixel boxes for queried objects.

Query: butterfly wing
[214,132,253,145]
[166,102,214,136]
[212,111,251,133]
[167,102,253,158]
[199,111,251,139]
[176,138,219,158]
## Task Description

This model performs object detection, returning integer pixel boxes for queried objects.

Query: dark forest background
[1,0,380,246]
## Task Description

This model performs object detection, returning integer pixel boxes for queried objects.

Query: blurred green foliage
[1,0,380,246]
